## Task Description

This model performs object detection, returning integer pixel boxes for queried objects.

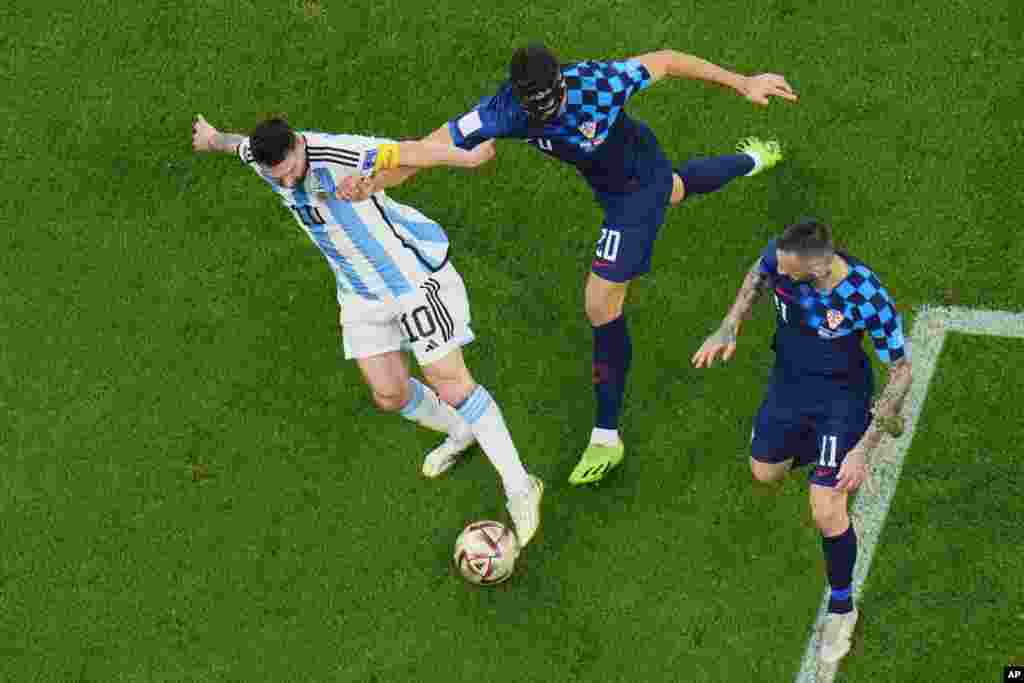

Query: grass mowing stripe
[795,306,1024,682]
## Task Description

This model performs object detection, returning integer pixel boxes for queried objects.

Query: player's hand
[875,412,905,438]
[836,446,870,492]
[463,140,496,168]
[336,175,375,202]
[740,74,799,106]
[192,114,219,152]
[691,324,738,368]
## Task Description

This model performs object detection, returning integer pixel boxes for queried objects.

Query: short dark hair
[776,218,833,256]
[249,118,296,167]
[509,43,560,93]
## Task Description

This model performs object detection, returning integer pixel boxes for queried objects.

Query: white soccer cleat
[506,475,544,548]
[819,608,859,664]
[421,433,476,478]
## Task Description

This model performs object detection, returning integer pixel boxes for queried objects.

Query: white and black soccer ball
[453,520,520,585]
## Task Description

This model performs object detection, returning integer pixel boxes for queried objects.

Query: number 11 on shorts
[819,435,838,467]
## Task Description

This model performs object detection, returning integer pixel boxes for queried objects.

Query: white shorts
[340,263,475,366]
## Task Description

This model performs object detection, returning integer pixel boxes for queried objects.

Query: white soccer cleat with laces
[421,433,476,478]
[819,608,859,664]
[506,475,544,548]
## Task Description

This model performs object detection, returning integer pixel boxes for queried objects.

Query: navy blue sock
[675,154,755,198]
[822,524,858,614]
[592,315,632,430]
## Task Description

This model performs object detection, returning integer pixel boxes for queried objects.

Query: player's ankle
[590,427,621,447]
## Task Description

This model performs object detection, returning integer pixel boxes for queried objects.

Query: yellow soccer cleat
[568,442,624,485]
[736,137,783,176]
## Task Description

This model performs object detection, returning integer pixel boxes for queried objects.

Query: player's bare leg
[811,484,859,664]
[570,274,630,485]
[670,173,686,205]
[356,351,414,412]
[424,348,543,546]
[749,457,791,493]
[356,351,472,474]
[418,349,477,477]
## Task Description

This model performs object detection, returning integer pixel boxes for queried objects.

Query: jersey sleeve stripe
[306,145,360,160]
[308,152,360,168]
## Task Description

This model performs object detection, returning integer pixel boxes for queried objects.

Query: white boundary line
[794,305,1024,682]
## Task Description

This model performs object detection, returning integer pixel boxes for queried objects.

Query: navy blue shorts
[590,161,675,283]
[750,385,871,488]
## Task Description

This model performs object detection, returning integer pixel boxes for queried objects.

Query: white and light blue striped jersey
[237,131,451,304]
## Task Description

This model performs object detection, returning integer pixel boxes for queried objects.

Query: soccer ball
[453,520,520,585]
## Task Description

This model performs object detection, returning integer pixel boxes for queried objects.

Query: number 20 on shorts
[596,229,621,262]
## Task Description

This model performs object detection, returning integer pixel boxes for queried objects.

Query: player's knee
[585,293,622,326]
[434,379,474,408]
[750,459,787,484]
[371,388,407,413]
[811,503,847,535]
[424,361,475,407]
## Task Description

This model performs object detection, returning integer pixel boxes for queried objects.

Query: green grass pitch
[2,0,1022,681]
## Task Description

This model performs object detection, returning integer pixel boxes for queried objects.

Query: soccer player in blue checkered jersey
[191,115,544,547]
[692,220,913,664]
[339,45,798,485]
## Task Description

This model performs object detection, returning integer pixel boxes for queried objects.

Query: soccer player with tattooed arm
[339,45,798,485]
[191,115,543,547]
[692,219,913,664]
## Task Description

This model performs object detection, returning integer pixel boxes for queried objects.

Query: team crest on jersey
[826,309,845,329]
[579,120,597,139]
[361,149,378,177]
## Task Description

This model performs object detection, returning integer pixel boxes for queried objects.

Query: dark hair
[509,44,565,121]
[509,44,560,92]
[776,218,833,255]
[249,118,296,167]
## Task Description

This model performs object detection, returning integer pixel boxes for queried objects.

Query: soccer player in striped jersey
[692,219,913,664]
[339,45,797,486]
[191,115,543,546]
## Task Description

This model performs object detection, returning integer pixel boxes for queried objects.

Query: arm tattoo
[858,357,913,456]
[720,258,772,336]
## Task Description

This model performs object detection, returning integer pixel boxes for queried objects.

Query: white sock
[456,385,531,498]
[590,427,621,447]
[743,151,762,176]
[399,378,471,440]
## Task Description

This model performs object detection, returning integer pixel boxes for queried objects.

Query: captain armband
[360,143,401,177]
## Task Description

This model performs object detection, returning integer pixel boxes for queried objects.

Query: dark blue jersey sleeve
[759,240,779,277]
[447,84,527,150]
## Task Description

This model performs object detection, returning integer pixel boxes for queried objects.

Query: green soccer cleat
[568,442,625,485]
[736,137,783,176]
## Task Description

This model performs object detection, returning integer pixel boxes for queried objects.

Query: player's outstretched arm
[692,257,771,368]
[634,51,798,106]
[192,115,244,154]
[336,123,486,201]
[395,138,495,170]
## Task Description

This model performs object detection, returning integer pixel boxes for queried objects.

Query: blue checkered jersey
[448,59,660,193]
[759,240,906,390]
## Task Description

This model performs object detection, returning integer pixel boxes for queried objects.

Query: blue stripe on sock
[830,587,852,601]
[461,388,488,424]
[400,378,426,417]
[457,386,491,425]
